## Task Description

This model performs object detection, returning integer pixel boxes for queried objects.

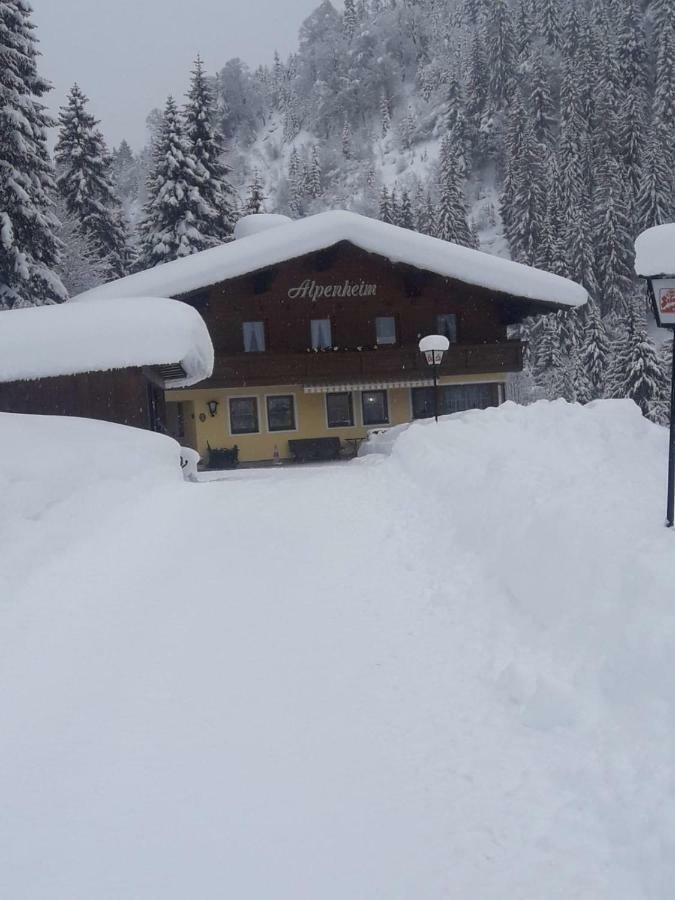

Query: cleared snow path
[1,401,675,898]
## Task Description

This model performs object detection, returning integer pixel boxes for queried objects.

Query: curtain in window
[311,319,332,349]
[436,314,457,343]
[243,321,265,352]
[376,316,396,345]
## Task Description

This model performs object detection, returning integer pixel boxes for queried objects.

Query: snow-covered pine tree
[378,186,393,224]
[54,198,106,296]
[653,25,675,202]
[55,84,131,280]
[0,0,66,308]
[398,190,415,230]
[541,0,560,49]
[308,145,322,200]
[637,125,673,230]
[530,49,555,147]
[486,0,516,108]
[390,187,402,226]
[617,86,645,226]
[417,192,436,237]
[343,0,357,41]
[502,95,546,266]
[533,314,560,380]
[445,75,470,176]
[466,30,488,154]
[594,158,634,315]
[287,147,303,217]
[138,96,214,268]
[380,92,391,137]
[616,0,647,91]
[342,120,352,159]
[112,140,140,204]
[400,105,417,151]
[184,55,237,243]
[607,299,664,420]
[654,338,673,426]
[579,300,610,399]
[435,135,472,247]
[562,0,581,59]
[244,170,265,214]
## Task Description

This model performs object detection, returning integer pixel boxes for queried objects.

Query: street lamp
[419,334,450,422]
[635,223,675,526]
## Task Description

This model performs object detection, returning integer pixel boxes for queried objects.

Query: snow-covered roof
[0,297,213,388]
[74,211,588,310]
[635,224,675,278]
[233,213,293,239]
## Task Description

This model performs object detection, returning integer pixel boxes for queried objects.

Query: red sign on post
[653,279,675,328]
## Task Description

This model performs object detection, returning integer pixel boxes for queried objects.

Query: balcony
[203,342,523,388]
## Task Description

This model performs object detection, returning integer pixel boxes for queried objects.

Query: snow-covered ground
[2,401,675,899]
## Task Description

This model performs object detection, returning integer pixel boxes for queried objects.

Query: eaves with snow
[74,211,588,311]
[0,297,214,388]
[635,223,675,278]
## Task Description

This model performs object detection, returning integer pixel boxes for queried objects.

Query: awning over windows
[304,378,435,394]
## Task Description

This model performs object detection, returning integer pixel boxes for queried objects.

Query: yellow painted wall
[167,372,506,464]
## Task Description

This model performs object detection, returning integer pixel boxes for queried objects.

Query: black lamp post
[419,335,450,422]
[645,275,675,526]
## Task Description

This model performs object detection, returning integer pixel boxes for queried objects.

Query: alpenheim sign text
[287,279,377,301]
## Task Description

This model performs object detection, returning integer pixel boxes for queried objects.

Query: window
[436,313,458,343]
[361,390,389,426]
[267,395,296,432]
[411,384,496,420]
[326,392,354,428]
[229,397,259,434]
[411,387,435,421]
[375,316,397,345]
[253,269,275,294]
[243,321,265,352]
[311,318,332,350]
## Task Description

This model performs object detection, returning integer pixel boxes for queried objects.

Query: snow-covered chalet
[74,211,587,463]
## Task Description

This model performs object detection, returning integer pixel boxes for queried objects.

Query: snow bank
[635,223,675,277]
[1,400,674,898]
[75,210,587,310]
[0,297,214,387]
[0,413,182,598]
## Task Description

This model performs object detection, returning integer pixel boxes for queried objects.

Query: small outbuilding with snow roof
[74,211,587,464]
[0,296,213,431]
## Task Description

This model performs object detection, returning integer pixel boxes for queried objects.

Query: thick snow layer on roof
[0,297,213,387]
[75,211,587,310]
[635,224,675,277]
[234,213,293,239]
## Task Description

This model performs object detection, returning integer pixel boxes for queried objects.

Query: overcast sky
[31,0,324,150]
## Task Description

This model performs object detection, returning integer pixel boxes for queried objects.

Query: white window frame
[265,393,298,434]
[228,395,260,436]
[361,389,390,427]
[325,391,356,429]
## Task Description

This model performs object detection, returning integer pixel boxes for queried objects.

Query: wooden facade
[179,241,528,387]
[0,369,165,430]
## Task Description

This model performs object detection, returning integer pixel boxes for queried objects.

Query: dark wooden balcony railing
[202,342,523,388]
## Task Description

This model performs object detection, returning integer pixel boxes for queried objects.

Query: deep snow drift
[1,401,675,899]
